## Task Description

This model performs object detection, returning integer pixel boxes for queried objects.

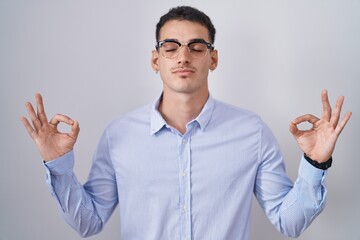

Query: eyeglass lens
[160,42,209,59]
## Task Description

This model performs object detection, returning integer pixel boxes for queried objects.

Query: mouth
[172,68,195,76]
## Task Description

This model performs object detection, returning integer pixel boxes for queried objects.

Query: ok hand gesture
[289,90,352,163]
[21,93,80,162]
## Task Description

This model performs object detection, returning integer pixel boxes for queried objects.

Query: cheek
[158,61,172,79]
[197,59,212,72]
[203,56,213,67]
[158,58,172,71]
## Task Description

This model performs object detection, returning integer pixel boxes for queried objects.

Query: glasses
[156,39,214,59]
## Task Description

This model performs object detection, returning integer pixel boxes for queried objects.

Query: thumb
[68,120,80,140]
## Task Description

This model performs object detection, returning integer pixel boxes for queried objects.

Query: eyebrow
[162,38,208,43]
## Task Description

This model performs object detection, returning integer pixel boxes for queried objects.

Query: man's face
[152,20,218,97]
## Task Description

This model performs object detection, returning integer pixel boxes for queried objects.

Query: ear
[209,49,218,71]
[151,50,160,72]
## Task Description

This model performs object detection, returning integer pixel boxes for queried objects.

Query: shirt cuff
[298,155,326,186]
[43,150,75,175]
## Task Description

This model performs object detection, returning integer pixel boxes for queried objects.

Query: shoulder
[204,98,270,136]
[210,99,276,145]
[105,104,152,133]
[212,98,262,123]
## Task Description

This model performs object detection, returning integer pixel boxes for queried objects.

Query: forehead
[159,20,210,42]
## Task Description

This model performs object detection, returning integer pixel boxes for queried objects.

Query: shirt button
[182,139,187,144]
[182,171,187,178]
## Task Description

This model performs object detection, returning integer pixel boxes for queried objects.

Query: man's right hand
[21,93,80,162]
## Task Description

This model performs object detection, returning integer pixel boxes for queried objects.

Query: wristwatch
[304,153,333,170]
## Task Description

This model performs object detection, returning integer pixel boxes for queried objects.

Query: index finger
[291,114,320,125]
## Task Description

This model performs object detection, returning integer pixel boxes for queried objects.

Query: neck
[159,91,209,134]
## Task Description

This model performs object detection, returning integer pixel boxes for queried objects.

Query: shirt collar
[150,93,215,135]
[150,94,167,135]
[195,94,214,131]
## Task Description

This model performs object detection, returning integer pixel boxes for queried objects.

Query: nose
[177,45,191,64]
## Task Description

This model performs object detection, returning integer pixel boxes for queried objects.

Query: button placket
[178,132,192,240]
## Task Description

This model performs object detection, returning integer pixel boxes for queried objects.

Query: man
[21,6,351,240]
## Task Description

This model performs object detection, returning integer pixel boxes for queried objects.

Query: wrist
[41,149,72,162]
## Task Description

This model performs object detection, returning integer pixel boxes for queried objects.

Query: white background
[0,0,359,239]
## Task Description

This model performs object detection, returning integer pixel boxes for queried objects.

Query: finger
[321,89,332,121]
[35,93,49,125]
[334,111,352,136]
[289,121,300,136]
[49,114,74,127]
[20,116,38,139]
[330,95,344,128]
[25,101,42,131]
[291,114,320,125]
[68,120,80,140]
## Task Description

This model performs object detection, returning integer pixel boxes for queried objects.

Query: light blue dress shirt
[44,95,326,240]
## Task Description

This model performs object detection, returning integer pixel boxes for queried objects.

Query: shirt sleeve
[254,122,326,238]
[44,130,118,237]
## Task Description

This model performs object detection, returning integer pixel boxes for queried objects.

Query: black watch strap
[304,153,332,170]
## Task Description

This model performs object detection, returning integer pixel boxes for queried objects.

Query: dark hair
[155,6,216,44]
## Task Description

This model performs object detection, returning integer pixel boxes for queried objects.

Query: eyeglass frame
[155,38,215,59]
